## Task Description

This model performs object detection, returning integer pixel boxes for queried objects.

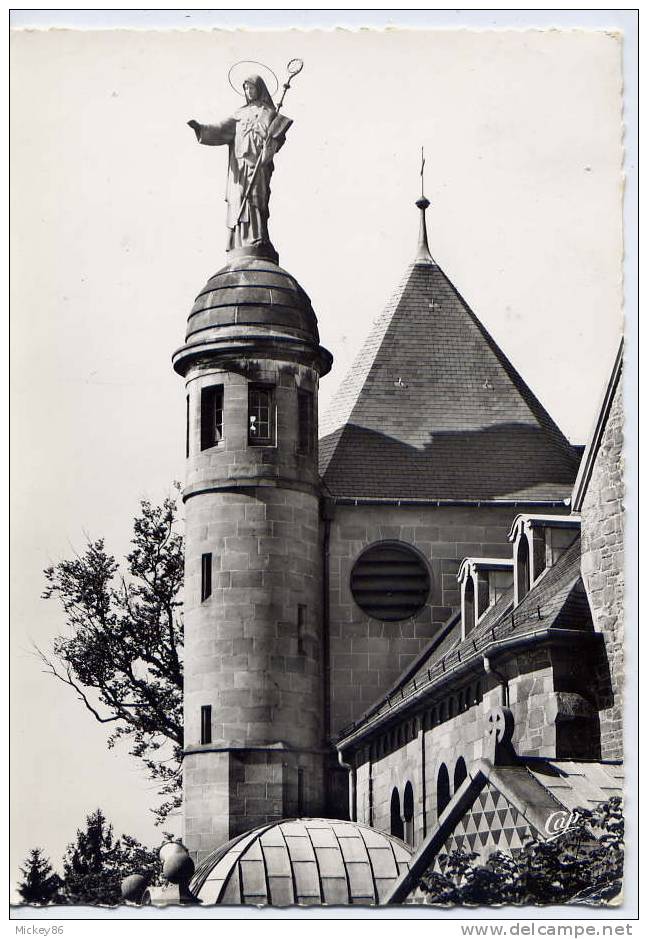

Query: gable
[435,781,533,868]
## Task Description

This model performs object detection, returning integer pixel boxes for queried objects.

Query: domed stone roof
[187,257,318,339]
[190,818,413,906]
[173,257,332,377]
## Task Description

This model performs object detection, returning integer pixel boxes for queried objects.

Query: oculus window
[350,542,430,622]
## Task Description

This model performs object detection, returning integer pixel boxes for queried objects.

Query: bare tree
[39,492,184,824]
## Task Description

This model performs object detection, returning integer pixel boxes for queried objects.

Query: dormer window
[457,558,514,639]
[509,514,581,605]
[516,535,531,604]
[463,576,476,636]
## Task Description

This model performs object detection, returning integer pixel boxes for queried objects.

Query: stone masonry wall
[351,644,596,849]
[327,503,567,736]
[580,380,624,759]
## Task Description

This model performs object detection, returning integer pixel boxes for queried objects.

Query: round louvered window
[350,542,431,622]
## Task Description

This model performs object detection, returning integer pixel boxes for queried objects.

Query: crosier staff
[236,58,304,226]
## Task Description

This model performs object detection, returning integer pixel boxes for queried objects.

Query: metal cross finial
[420,146,425,199]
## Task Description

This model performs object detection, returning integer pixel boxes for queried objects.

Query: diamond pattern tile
[434,782,532,872]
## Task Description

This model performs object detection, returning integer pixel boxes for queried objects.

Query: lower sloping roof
[384,758,622,905]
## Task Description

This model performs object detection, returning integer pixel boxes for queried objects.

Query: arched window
[403,781,415,846]
[437,763,450,817]
[390,787,404,840]
[454,756,468,792]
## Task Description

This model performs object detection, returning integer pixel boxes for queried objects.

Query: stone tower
[173,247,332,859]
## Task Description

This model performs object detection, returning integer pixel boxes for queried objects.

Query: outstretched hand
[187,120,201,140]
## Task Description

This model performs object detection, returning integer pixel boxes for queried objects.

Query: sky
[10,25,625,889]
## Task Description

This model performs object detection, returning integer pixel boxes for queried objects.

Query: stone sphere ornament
[163,851,195,887]
[120,873,148,903]
[159,840,187,863]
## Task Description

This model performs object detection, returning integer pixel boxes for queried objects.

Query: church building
[135,71,624,906]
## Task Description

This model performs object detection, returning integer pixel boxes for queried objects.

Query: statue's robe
[196,103,291,251]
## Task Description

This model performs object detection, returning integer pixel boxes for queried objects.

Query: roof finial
[420,145,425,199]
[415,146,435,265]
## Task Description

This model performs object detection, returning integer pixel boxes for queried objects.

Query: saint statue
[188,74,292,255]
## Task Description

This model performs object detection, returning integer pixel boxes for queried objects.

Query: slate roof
[338,537,593,743]
[190,818,412,906]
[319,239,580,502]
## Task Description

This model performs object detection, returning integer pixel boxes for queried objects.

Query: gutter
[331,497,571,509]
[336,627,602,752]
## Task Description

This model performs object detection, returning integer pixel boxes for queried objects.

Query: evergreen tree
[61,808,160,906]
[17,848,62,905]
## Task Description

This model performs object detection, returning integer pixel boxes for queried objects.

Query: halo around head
[228,61,278,98]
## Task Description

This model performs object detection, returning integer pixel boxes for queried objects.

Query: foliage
[419,796,624,906]
[61,808,161,906]
[40,493,184,824]
[17,848,62,905]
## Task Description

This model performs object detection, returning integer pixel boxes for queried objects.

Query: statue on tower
[188,60,303,258]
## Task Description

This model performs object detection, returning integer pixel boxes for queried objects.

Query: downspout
[321,498,333,811]
[420,715,427,838]
[483,655,509,707]
[337,748,356,821]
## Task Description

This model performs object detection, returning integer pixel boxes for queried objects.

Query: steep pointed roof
[319,200,580,503]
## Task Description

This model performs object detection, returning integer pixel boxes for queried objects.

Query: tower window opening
[248,385,275,445]
[297,604,307,654]
[297,390,314,454]
[201,552,212,602]
[200,705,212,745]
[200,385,224,450]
